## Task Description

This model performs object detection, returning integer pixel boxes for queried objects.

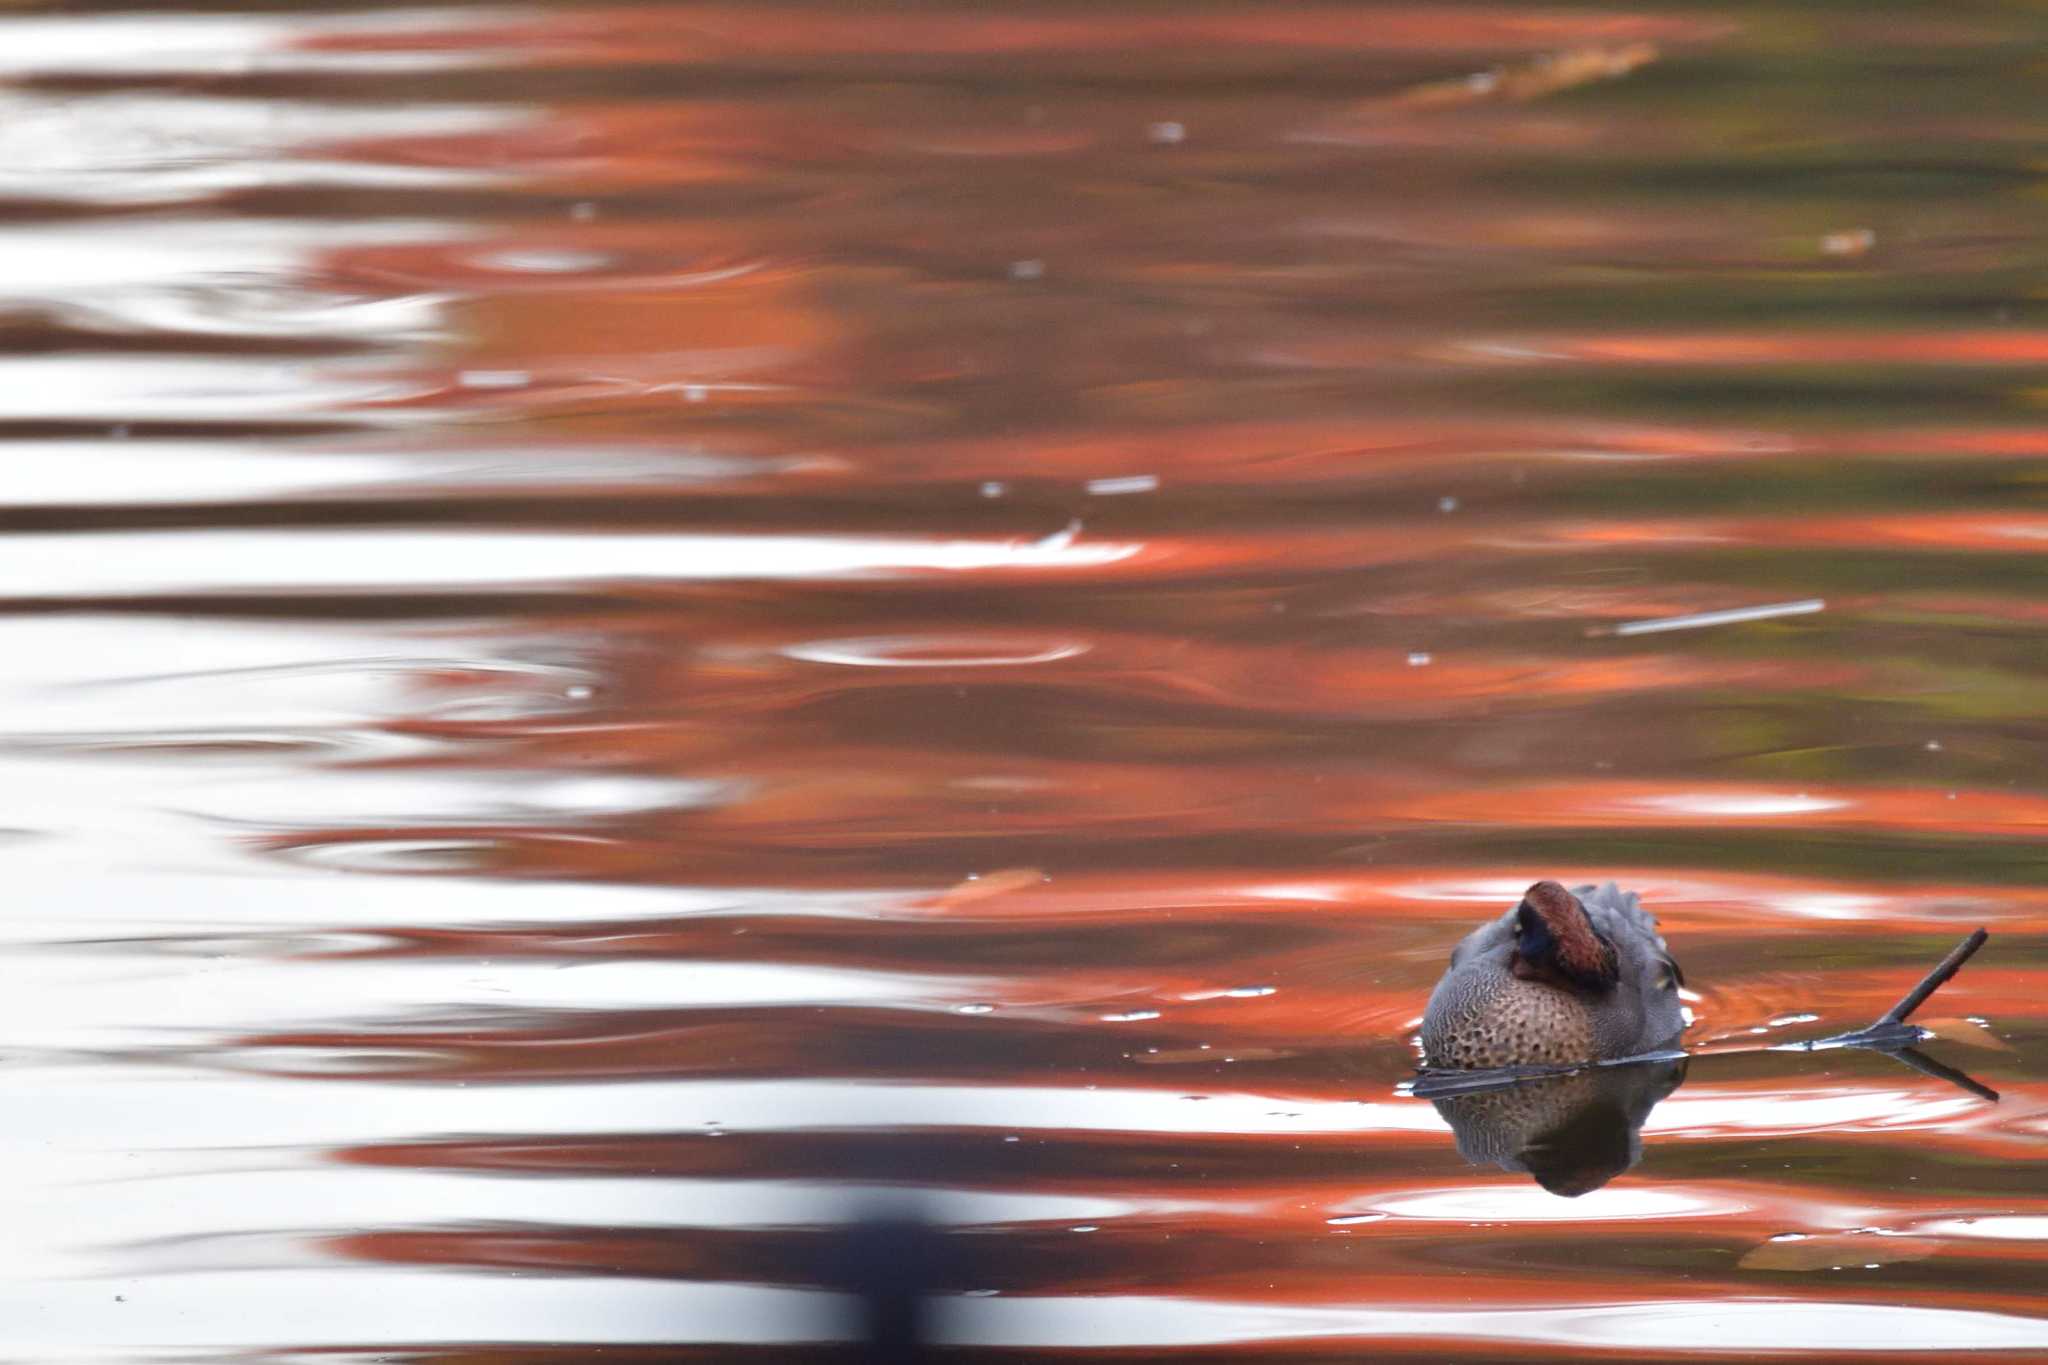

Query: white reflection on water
[0,442,437,507]
[172,769,729,825]
[2,957,979,1048]
[0,222,468,310]
[0,357,435,423]
[0,95,522,204]
[0,529,1145,596]
[0,618,591,735]
[1645,1088,1983,1135]
[0,1275,834,1350]
[1629,792,1851,818]
[0,12,513,78]
[1365,1185,1738,1223]
[15,1280,2032,1353]
[1916,1216,2048,1241]
[0,864,894,934]
[783,634,1093,668]
[0,1071,1987,1156]
[4,1073,1434,1149]
[95,1176,1177,1272]
[939,1297,2048,1352]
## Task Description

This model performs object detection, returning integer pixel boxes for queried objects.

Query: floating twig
[1610,597,1825,637]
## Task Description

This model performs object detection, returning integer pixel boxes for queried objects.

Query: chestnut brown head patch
[1517,880,1619,989]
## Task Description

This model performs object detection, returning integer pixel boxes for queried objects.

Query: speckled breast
[1421,975,1598,1069]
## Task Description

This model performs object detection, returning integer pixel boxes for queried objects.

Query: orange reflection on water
[1,0,2043,1360]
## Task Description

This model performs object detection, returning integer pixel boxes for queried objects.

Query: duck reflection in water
[1413,881,1994,1194]
[1429,1055,1686,1196]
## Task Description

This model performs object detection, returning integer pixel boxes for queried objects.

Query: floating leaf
[1916,1018,2013,1052]
[1740,1234,1941,1272]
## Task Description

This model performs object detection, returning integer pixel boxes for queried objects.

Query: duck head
[1510,880,1619,993]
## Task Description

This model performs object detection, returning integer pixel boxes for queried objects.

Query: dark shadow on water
[818,1210,946,1364]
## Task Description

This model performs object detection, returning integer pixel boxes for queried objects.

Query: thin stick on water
[1877,926,1989,1026]
[1779,927,1990,1054]
[1605,598,1825,638]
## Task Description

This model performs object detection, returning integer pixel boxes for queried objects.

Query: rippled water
[2,2,2044,1360]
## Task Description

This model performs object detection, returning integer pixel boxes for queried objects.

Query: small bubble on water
[1226,985,1276,998]
[1009,258,1045,281]
[1924,740,1942,751]
[979,480,1008,498]
[1147,121,1186,144]
[1437,495,1459,513]
[681,384,709,403]
[957,1003,996,1015]
[1101,1010,1161,1022]
[1407,651,1433,667]
[565,685,594,701]
[1070,1225,1099,1233]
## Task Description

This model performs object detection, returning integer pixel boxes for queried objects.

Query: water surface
[1,1,2043,1360]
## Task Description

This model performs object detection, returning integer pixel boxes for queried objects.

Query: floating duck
[1411,890,1993,1193]
[1421,880,1685,1070]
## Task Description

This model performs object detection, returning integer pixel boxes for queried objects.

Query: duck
[1420,880,1685,1070]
